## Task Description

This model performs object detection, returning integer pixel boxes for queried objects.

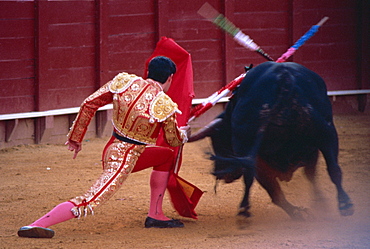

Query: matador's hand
[180,125,191,143]
[65,139,82,159]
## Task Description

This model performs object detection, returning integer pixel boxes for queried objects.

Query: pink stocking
[30,201,76,228]
[148,170,170,221]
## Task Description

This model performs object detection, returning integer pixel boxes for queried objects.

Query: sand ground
[1,113,369,249]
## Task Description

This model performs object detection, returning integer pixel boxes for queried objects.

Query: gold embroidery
[112,79,162,144]
[70,140,145,214]
[109,72,139,93]
[68,83,112,142]
[162,116,184,147]
[150,92,181,122]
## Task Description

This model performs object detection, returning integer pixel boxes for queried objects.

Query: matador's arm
[67,83,113,143]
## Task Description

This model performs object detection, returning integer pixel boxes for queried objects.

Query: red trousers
[103,136,175,173]
[133,145,175,172]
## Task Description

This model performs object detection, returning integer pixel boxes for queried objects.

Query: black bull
[189,61,354,219]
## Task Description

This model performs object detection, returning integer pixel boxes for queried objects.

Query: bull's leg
[256,159,308,220]
[320,147,354,216]
[302,150,328,207]
[322,152,354,216]
[317,122,354,216]
[303,150,319,183]
[238,168,254,217]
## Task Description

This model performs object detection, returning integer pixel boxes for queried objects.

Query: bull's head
[210,155,245,183]
[189,117,246,183]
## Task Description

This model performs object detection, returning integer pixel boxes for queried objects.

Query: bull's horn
[188,118,223,142]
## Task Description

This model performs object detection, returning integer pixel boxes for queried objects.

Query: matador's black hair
[147,56,176,84]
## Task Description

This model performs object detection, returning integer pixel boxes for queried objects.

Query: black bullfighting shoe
[144,217,184,228]
[17,226,55,238]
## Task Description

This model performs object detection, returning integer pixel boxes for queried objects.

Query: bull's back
[235,62,330,112]
[232,62,331,171]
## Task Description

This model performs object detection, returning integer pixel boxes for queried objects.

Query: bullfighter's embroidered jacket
[67,72,186,146]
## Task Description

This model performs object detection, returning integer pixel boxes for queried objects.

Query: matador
[18,56,189,238]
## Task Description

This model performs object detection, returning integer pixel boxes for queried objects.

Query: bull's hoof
[339,202,354,216]
[290,207,311,220]
[237,207,252,218]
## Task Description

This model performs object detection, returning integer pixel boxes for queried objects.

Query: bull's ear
[244,64,253,72]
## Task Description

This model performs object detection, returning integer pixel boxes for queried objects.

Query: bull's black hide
[189,61,354,219]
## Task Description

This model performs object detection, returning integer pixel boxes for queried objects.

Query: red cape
[144,37,203,219]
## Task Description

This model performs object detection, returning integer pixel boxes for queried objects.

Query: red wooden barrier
[0,0,368,147]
